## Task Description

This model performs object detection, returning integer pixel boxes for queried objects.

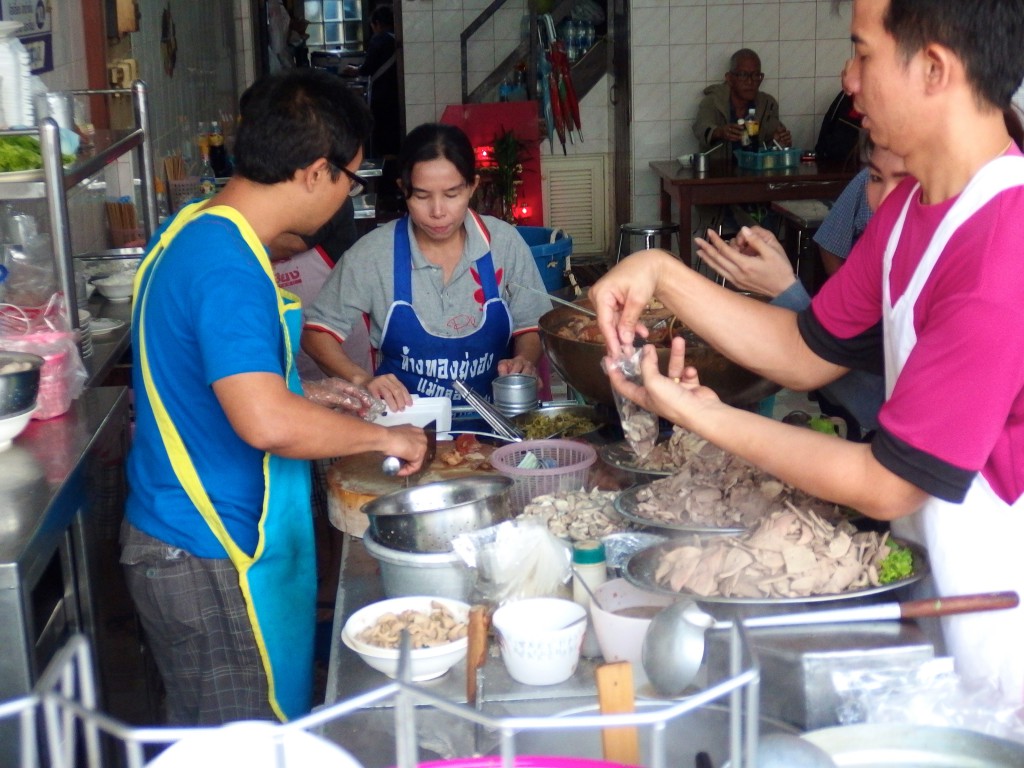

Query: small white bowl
[589,578,676,686]
[93,274,134,303]
[0,407,35,451]
[341,596,470,681]
[492,597,586,686]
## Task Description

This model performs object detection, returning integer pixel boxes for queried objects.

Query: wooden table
[649,158,855,254]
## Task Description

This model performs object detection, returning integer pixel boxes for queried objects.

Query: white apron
[882,156,1024,701]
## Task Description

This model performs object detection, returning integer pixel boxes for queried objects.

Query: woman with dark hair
[302,122,551,413]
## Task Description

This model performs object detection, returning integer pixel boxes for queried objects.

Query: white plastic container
[374,395,453,437]
[589,578,676,687]
[492,597,586,685]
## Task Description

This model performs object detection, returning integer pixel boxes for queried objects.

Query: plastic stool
[615,222,682,263]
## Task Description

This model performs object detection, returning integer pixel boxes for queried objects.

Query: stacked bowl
[0,350,42,450]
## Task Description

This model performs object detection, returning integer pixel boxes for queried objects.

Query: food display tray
[597,440,675,478]
[624,537,929,607]
[614,483,746,536]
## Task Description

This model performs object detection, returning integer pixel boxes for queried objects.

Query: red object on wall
[440,101,543,227]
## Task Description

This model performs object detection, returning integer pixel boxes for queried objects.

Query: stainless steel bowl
[361,475,514,553]
[0,351,43,418]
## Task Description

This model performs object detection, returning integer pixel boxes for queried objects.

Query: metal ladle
[642,591,1019,697]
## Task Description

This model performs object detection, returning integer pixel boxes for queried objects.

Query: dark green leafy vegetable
[0,136,75,173]
[878,541,914,584]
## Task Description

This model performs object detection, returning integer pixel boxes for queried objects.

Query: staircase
[460,0,608,107]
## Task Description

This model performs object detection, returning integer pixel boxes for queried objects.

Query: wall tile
[632,46,673,86]
[743,4,780,43]
[405,73,437,105]
[816,38,849,78]
[670,6,708,46]
[433,44,461,74]
[670,44,708,86]
[706,5,744,45]
[779,40,816,79]
[780,2,817,40]
[632,7,671,48]
[633,83,672,123]
[815,0,851,39]
[433,10,464,43]
[403,10,434,44]
[632,119,671,161]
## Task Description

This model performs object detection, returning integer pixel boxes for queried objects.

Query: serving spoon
[642,591,1019,697]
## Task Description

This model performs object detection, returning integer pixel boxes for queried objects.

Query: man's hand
[383,424,428,476]
[716,122,746,144]
[694,226,797,298]
[773,125,793,148]
[589,249,674,357]
[497,357,537,376]
[366,374,413,412]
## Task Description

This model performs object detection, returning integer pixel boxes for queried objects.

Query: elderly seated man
[694,48,793,152]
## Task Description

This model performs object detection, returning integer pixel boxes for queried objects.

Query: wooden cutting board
[326,441,496,537]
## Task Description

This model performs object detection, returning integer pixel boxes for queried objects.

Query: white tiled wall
[631,0,853,222]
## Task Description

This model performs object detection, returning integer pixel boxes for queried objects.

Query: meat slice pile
[630,438,846,529]
[652,505,901,599]
[520,488,631,541]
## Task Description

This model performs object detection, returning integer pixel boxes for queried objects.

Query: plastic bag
[831,657,1024,745]
[2,233,57,307]
[303,377,385,421]
[603,346,659,460]
[452,519,572,606]
[0,294,88,419]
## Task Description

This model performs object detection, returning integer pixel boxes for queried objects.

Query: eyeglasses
[730,71,765,83]
[329,162,365,197]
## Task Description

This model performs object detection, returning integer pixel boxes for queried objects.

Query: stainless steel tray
[624,537,928,605]
[614,483,746,536]
[802,723,1024,766]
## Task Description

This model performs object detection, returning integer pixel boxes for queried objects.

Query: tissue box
[706,622,934,730]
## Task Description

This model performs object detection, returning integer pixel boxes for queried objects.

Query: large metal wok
[539,300,779,407]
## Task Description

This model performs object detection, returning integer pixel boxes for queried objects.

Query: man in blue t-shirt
[122,68,427,726]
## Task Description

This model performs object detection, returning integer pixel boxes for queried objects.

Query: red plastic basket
[490,439,597,510]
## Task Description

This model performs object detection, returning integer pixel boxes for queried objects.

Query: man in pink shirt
[591,0,1024,702]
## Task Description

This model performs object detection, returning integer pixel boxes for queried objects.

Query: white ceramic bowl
[492,597,586,686]
[92,273,135,302]
[0,407,34,451]
[589,578,676,686]
[341,596,470,681]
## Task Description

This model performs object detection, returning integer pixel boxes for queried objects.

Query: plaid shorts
[120,523,279,725]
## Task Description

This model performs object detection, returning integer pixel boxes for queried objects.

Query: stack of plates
[78,309,93,358]
[0,24,32,128]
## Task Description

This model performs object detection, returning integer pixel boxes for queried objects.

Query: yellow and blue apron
[376,213,512,403]
[132,202,315,721]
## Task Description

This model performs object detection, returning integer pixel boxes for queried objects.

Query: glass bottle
[573,540,607,658]
[738,118,751,148]
[198,149,216,198]
[208,121,233,178]
[745,107,760,150]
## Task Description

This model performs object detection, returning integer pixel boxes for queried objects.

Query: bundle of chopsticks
[105,200,137,233]
[453,380,525,441]
[164,153,187,181]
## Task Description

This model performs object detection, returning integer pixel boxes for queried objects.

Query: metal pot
[538,302,778,407]
[361,475,514,553]
[0,351,43,417]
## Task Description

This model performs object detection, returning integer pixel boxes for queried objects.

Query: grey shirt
[304,213,552,351]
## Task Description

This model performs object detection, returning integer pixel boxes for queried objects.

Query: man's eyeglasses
[731,70,765,83]
[329,162,365,197]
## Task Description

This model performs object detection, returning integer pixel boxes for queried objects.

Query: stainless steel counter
[0,386,145,765]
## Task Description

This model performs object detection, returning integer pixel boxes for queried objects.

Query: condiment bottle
[745,107,760,148]
[738,118,751,148]
[573,539,607,658]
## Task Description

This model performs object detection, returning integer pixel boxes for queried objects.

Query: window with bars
[304,0,363,50]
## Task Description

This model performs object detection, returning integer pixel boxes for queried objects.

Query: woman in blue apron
[302,123,553,418]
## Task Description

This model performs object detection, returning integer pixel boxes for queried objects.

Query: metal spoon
[642,591,1019,698]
